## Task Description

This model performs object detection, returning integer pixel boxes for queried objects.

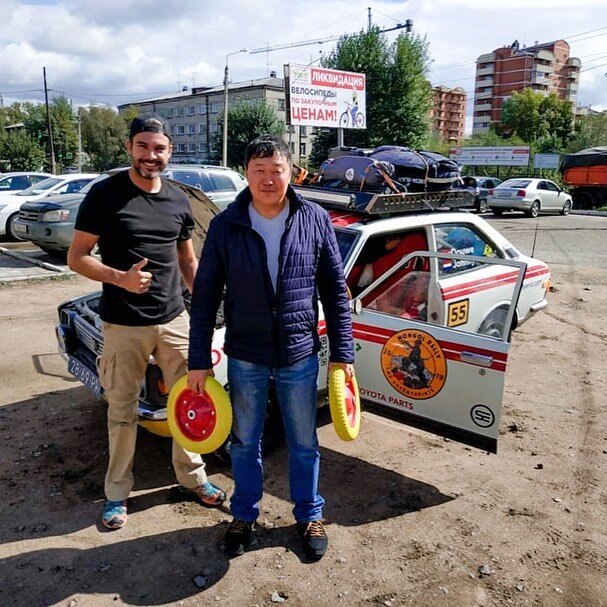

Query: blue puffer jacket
[188,185,354,369]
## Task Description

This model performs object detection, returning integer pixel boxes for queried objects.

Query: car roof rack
[293,185,473,216]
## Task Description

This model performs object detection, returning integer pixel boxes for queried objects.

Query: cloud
[0,0,605,116]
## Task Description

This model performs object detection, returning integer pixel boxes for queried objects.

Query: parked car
[487,178,572,218]
[14,166,234,255]
[1,173,98,239]
[459,176,502,213]
[162,165,247,210]
[57,184,550,456]
[0,172,52,197]
[14,171,120,256]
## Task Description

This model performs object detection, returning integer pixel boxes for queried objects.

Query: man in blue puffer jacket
[188,135,354,561]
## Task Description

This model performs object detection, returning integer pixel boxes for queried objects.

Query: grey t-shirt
[248,202,289,292]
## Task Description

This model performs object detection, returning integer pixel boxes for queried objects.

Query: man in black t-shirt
[68,115,225,530]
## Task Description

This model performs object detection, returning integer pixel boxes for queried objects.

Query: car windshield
[499,179,531,189]
[16,177,62,196]
[79,173,111,194]
[334,229,357,263]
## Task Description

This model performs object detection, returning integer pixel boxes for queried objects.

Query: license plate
[13,222,28,233]
[496,191,512,198]
[67,355,101,398]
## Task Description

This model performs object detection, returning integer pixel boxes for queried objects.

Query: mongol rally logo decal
[380,329,447,400]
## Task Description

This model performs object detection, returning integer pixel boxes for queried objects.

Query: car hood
[166,179,220,257]
[0,190,27,199]
[20,193,85,211]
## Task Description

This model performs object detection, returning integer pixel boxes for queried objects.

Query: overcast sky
[1,0,606,130]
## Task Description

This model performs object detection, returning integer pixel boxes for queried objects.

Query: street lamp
[223,48,248,167]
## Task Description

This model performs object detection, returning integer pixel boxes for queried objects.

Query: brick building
[431,85,466,144]
[118,75,313,164]
[473,39,581,134]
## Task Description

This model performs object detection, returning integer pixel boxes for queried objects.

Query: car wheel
[6,213,24,241]
[560,200,571,216]
[527,201,540,218]
[491,208,504,216]
[476,198,488,213]
[478,306,509,340]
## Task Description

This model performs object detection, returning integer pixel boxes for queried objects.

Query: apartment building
[473,39,581,134]
[118,75,313,164]
[431,85,466,144]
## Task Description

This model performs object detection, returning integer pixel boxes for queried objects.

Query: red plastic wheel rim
[344,380,358,427]
[174,389,218,441]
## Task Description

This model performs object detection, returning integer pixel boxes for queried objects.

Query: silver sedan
[487,178,572,218]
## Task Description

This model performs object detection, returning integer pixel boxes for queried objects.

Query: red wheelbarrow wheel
[328,367,361,441]
[167,375,232,454]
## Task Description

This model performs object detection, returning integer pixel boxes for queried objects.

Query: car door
[542,180,561,211]
[351,250,526,453]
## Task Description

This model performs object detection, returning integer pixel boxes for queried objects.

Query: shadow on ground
[0,388,453,605]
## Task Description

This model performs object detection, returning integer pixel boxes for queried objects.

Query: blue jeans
[227,354,324,523]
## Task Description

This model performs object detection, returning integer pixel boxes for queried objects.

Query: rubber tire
[478,306,509,339]
[167,375,232,454]
[328,367,361,441]
[6,213,24,241]
[527,201,540,218]
[492,208,504,216]
[560,200,571,216]
[476,198,488,213]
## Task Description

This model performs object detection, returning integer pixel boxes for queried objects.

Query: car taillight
[517,190,526,197]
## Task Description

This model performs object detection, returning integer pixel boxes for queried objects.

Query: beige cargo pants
[98,311,207,501]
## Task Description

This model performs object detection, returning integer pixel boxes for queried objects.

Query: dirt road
[0,268,606,607]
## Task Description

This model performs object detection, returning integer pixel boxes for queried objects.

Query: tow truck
[56,182,550,455]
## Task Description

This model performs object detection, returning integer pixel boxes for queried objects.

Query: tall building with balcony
[472,39,581,134]
[431,85,466,144]
[118,74,313,165]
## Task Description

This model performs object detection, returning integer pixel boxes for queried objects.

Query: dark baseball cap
[129,114,171,140]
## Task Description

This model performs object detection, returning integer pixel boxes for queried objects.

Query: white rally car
[56,185,550,455]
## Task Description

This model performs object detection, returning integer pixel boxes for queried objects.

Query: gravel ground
[0,266,606,607]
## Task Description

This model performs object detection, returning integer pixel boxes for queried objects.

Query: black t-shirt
[75,170,194,326]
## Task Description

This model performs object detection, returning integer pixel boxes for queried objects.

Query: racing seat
[348,231,428,297]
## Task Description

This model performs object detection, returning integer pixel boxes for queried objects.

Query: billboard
[449,146,531,167]
[284,63,366,129]
[533,153,560,169]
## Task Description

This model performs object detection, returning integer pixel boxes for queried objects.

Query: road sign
[449,146,530,167]
[533,153,560,169]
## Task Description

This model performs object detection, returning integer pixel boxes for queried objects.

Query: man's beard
[133,159,164,179]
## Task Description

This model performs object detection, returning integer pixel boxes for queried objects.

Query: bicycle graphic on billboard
[339,101,365,128]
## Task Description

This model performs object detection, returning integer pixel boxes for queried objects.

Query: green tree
[210,100,285,169]
[0,128,46,171]
[500,89,573,150]
[310,26,433,166]
[80,106,129,170]
[567,111,607,152]
[50,96,79,171]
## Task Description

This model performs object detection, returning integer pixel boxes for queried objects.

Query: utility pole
[368,6,372,32]
[77,111,82,172]
[43,67,57,174]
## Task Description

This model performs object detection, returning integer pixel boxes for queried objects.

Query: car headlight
[41,209,70,222]
[0,204,7,212]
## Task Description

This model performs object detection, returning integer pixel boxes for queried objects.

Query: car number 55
[448,299,469,327]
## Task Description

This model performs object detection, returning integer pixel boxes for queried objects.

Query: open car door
[351,251,526,453]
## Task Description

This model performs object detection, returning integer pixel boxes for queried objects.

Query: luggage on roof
[319,146,460,193]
